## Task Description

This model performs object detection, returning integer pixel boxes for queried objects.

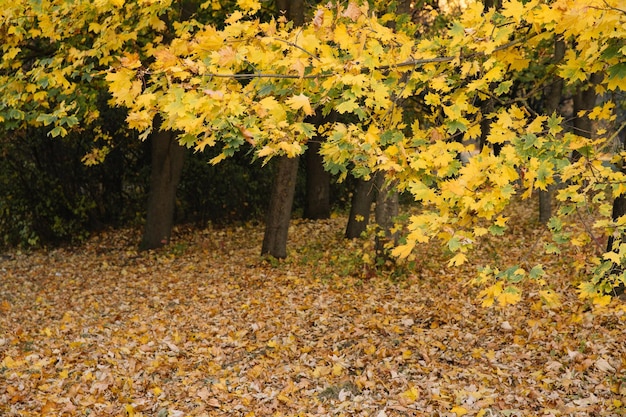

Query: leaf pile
[1,202,626,416]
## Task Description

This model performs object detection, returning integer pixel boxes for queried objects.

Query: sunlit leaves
[3,0,626,300]
[286,93,315,116]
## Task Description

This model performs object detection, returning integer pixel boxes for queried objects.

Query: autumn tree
[0,0,255,250]
[259,0,306,258]
[116,0,623,301]
[4,0,625,303]
[0,0,195,250]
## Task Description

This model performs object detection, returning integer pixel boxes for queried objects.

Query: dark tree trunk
[140,127,185,250]
[538,189,553,224]
[608,181,626,253]
[261,0,306,258]
[478,99,502,156]
[275,0,305,25]
[374,173,399,257]
[482,0,502,11]
[345,176,376,239]
[261,156,300,258]
[303,111,336,220]
[573,73,603,149]
[539,38,565,224]
[606,136,626,296]
[303,140,331,220]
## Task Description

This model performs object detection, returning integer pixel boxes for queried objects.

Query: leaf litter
[1,200,626,416]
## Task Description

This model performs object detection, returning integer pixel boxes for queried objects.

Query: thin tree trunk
[140,127,185,250]
[261,156,300,258]
[539,38,565,224]
[374,172,399,257]
[303,140,331,220]
[345,176,375,238]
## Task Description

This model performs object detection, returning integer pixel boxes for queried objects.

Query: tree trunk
[261,0,305,258]
[303,140,331,220]
[483,0,502,11]
[140,127,185,250]
[275,0,305,25]
[374,172,399,257]
[573,73,603,148]
[539,38,565,224]
[606,136,626,296]
[261,156,300,258]
[345,176,376,238]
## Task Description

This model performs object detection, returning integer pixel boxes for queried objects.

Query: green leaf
[488,224,506,236]
[529,265,545,280]
[544,243,561,254]
[48,126,67,138]
[547,216,562,232]
[494,81,512,95]
[446,120,467,134]
[36,113,56,126]
[448,236,462,252]
[335,100,359,114]
[607,63,626,90]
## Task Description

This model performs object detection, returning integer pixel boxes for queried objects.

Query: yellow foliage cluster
[2,0,626,302]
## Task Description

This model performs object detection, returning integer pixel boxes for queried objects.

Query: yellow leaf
[333,23,352,50]
[278,141,303,158]
[494,216,508,227]
[126,110,153,131]
[498,288,521,306]
[1,356,17,368]
[391,242,415,259]
[257,146,274,158]
[539,290,561,308]
[286,94,314,116]
[237,0,261,14]
[473,227,488,237]
[312,365,330,377]
[479,282,503,307]
[210,152,228,165]
[364,344,376,355]
[448,252,467,267]
[593,294,612,307]
[603,251,621,264]
[332,363,344,376]
[124,404,135,417]
[277,394,291,404]
[578,282,597,300]
[105,68,140,107]
[400,386,420,403]
[451,406,468,416]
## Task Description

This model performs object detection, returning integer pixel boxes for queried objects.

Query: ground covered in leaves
[2,201,626,416]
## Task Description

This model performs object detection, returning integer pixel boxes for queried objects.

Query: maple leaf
[237,0,261,14]
[342,2,362,21]
[286,93,314,116]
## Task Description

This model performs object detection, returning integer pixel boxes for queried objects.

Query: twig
[270,37,321,61]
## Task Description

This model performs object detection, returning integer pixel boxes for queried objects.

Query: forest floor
[1,199,626,417]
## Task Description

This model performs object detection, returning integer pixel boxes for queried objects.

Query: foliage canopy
[2,0,626,303]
